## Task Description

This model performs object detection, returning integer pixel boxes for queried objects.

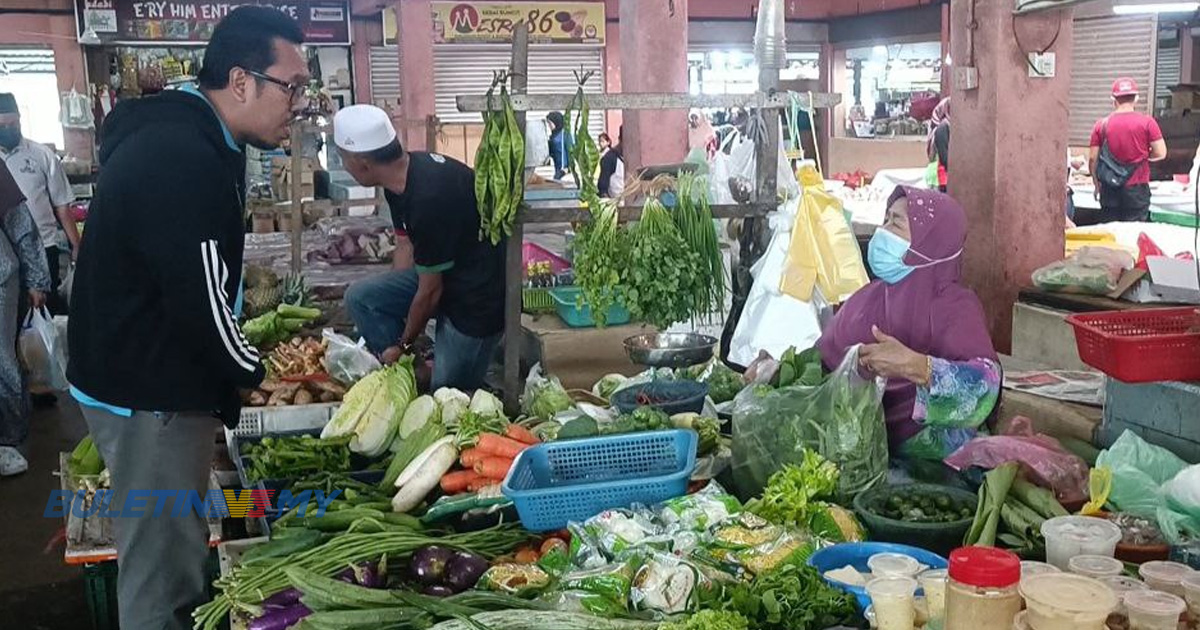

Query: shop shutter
[434,44,604,138]
[1155,42,1181,111]
[0,48,56,74]
[369,46,401,106]
[1069,15,1157,146]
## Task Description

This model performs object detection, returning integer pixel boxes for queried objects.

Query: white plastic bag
[321,329,381,386]
[20,307,68,391]
[59,263,74,303]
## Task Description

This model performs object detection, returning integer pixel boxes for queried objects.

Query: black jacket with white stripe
[68,89,265,427]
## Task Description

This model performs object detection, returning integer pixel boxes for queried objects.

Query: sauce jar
[945,546,1022,630]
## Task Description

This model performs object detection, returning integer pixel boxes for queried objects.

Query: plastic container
[1019,573,1117,630]
[853,483,978,557]
[1123,589,1186,630]
[866,576,917,630]
[1065,308,1200,383]
[502,429,697,532]
[1099,575,1151,617]
[610,380,708,416]
[1183,571,1200,619]
[808,542,948,611]
[1020,561,1061,579]
[945,546,1023,630]
[1138,560,1195,597]
[1068,554,1126,579]
[920,568,949,624]
[1012,611,1029,630]
[548,286,631,328]
[1040,515,1123,570]
[869,552,923,579]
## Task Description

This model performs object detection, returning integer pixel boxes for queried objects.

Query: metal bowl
[623,332,718,369]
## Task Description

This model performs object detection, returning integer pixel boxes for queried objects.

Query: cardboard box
[1170,85,1200,111]
[520,314,648,390]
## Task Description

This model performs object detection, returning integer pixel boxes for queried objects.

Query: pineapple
[243,265,282,318]
[281,273,313,308]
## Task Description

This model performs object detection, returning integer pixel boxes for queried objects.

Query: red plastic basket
[1065,308,1200,383]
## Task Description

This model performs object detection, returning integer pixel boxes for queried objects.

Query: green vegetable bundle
[69,434,104,477]
[572,199,626,327]
[565,75,600,204]
[745,450,839,528]
[622,198,705,329]
[673,172,725,319]
[242,434,353,482]
[701,554,857,630]
[242,303,323,349]
[474,73,525,246]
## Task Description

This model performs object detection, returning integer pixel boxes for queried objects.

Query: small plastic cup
[1123,589,1186,630]
[919,568,949,623]
[1068,554,1126,579]
[1182,571,1200,620]
[866,576,917,630]
[1098,575,1151,616]
[1020,560,1061,579]
[1019,573,1117,630]
[868,552,922,578]
[1138,560,1195,597]
[1040,515,1122,570]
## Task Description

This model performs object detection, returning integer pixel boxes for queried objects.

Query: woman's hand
[859,326,931,385]
[27,290,46,311]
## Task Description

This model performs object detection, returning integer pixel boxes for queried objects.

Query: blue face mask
[868,228,915,284]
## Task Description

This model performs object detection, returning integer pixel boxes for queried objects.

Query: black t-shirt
[385,152,506,338]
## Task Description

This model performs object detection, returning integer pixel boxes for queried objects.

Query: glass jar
[1124,589,1186,630]
[945,547,1022,630]
[1019,573,1118,630]
[1138,560,1195,597]
[1068,554,1125,579]
[866,576,917,630]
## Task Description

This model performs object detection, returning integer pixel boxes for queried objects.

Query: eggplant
[248,603,310,630]
[421,585,455,598]
[260,587,302,610]
[443,551,490,593]
[351,561,385,588]
[410,545,455,586]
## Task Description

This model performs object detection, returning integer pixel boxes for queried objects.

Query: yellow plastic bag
[780,165,869,304]
[1081,466,1113,516]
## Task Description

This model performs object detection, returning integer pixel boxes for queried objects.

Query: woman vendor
[817,186,1000,461]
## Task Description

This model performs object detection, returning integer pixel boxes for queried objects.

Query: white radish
[391,437,457,513]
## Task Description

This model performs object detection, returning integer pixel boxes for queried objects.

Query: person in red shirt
[1089,78,1167,222]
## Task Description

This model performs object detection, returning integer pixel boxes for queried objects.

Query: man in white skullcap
[334,104,504,389]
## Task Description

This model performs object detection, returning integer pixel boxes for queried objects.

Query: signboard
[383,2,605,47]
[76,0,351,45]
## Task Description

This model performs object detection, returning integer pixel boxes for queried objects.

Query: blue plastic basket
[502,429,698,532]
[808,542,948,610]
[549,286,631,328]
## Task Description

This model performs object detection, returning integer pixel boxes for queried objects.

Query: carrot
[476,433,526,459]
[459,447,486,468]
[466,477,492,493]
[505,424,540,445]
[474,456,515,480]
[440,469,484,494]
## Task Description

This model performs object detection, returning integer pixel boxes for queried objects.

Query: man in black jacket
[67,8,306,629]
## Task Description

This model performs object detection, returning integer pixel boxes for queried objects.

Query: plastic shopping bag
[780,166,869,304]
[729,345,888,501]
[1031,246,1133,295]
[1095,431,1187,525]
[321,329,381,386]
[944,417,1091,504]
[20,307,68,391]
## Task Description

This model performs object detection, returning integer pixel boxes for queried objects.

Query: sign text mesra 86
[382,2,605,46]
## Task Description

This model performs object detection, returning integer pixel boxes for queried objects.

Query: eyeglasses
[244,69,308,105]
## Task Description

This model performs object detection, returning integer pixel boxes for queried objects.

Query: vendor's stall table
[998,356,1102,444]
[1018,288,1184,313]
[520,313,647,390]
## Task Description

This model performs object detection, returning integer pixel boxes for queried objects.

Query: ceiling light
[1113,2,1199,14]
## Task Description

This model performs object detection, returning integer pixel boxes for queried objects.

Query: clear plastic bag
[944,419,1091,504]
[522,363,574,420]
[1031,246,1133,295]
[20,307,68,391]
[730,345,887,501]
[320,329,381,386]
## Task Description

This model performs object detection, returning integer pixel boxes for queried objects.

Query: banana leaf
[965,462,1019,547]
[1010,478,1068,520]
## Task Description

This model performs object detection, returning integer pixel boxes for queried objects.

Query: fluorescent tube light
[1113,2,1200,14]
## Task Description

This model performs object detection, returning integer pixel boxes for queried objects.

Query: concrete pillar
[949,0,1071,352]
[1182,29,1199,85]
[619,0,689,172]
[394,0,436,151]
[604,20,623,136]
[940,3,950,95]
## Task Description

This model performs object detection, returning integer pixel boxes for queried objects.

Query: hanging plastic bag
[780,165,869,304]
[60,89,95,129]
[321,329,381,386]
[20,307,68,391]
[729,345,887,501]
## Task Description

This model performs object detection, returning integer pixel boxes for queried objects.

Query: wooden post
[502,25,530,413]
[289,120,304,275]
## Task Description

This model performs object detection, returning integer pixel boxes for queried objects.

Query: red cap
[1112,78,1139,98]
[949,547,1021,588]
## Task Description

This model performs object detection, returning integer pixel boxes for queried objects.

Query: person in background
[0,161,50,476]
[598,132,612,155]
[688,111,718,160]
[68,7,306,627]
[818,187,1000,464]
[598,126,625,199]
[0,93,78,315]
[337,105,505,391]
[546,111,573,180]
[1089,78,1167,223]
[925,98,950,192]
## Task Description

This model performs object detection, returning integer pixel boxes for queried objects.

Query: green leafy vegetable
[672,413,721,456]
[745,450,839,528]
[965,461,1020,547]
[700,362,745,404]
[622,198,705,329]
[775,347,826,388]
[673,172,725,319]
[703,553,856,630]
[661,610,751,630]
[593,373,629,400]
[242,434,353,482]
[573,199,626,327]
[523,375,574,421]
[456,410,508,449]
[608,406,673,435]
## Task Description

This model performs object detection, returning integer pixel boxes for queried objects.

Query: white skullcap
[333,104,397,153]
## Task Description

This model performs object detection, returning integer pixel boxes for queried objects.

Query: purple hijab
[818,186,996,449]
